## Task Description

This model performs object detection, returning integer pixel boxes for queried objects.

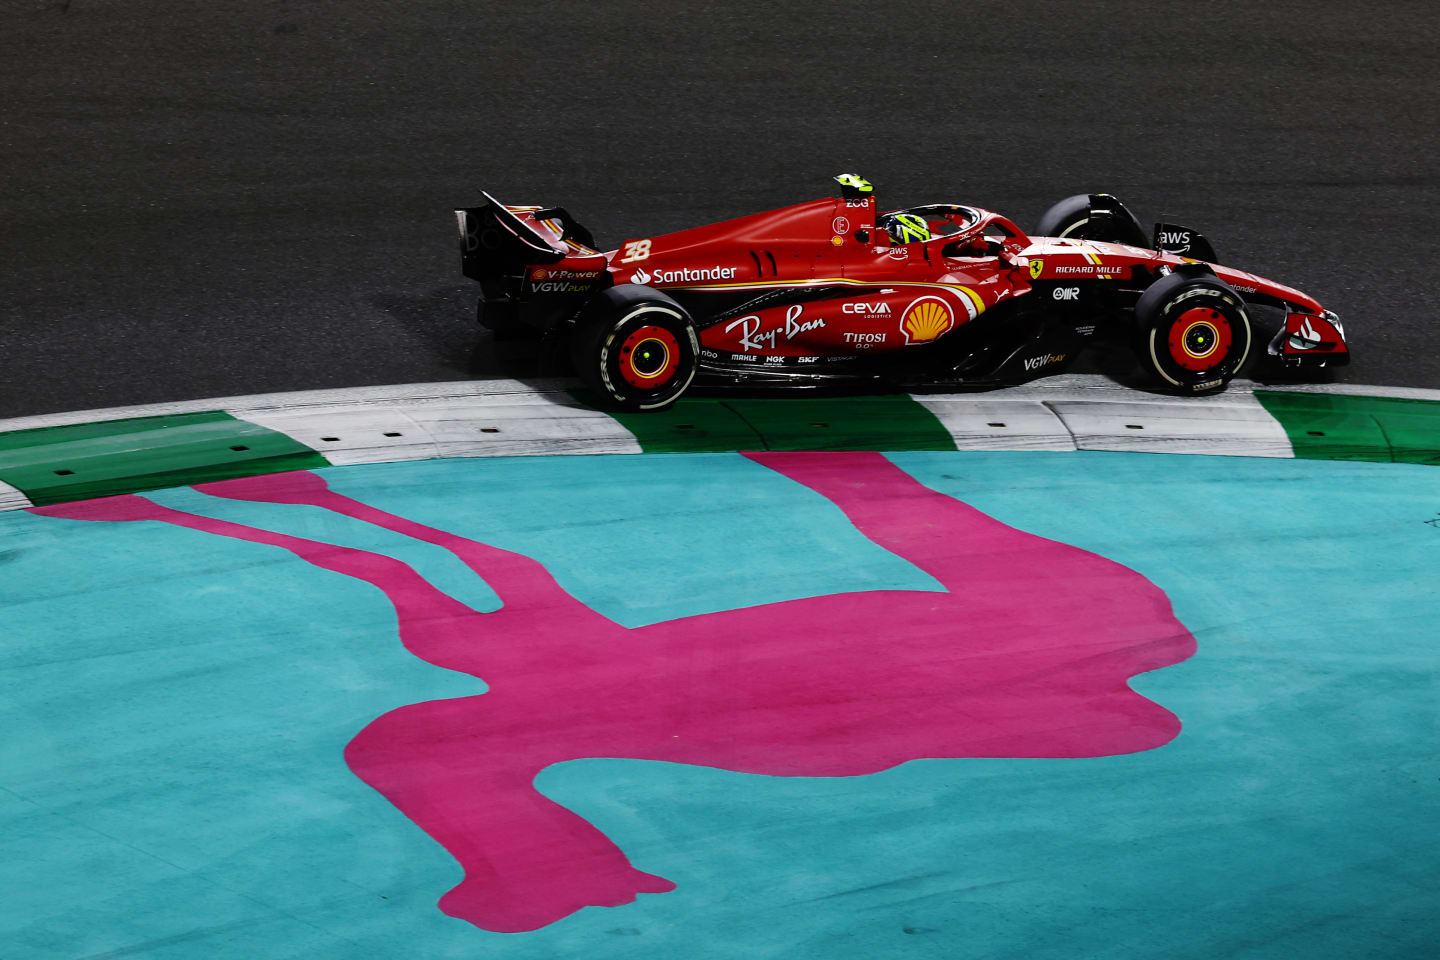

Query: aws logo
[1157,230,1192,253]
[899,296,954,344]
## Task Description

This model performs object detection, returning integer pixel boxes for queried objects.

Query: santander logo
[631,265,738,285]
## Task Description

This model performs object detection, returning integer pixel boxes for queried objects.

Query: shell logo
[899,296,955,344]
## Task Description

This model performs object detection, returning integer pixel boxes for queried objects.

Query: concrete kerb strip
[1,375,1437,511]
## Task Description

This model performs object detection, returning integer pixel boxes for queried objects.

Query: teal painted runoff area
[2,452,1437,958]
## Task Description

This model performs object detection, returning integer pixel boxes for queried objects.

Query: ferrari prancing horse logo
[1029,259,1044,280]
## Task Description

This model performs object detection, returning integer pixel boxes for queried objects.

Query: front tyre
[570,285,699,411]
[1134,272,1252,394]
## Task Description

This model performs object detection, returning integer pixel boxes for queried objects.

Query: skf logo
[1052,286,1080,301]
[1029,259,1044,280]
[899,296,954,344]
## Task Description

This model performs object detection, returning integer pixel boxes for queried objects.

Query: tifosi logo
[633,265,738,285]
[1052,287,1080,301]
[841,302,893,315]
[1023,353,1066,371]
[1158,230,1191,252]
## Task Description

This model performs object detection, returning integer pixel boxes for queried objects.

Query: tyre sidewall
[1034,194,1093,239]
[573,291,699,410]
[1138,279,1252,394]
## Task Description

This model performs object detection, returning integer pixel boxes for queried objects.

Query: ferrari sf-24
[455,174,1348,410]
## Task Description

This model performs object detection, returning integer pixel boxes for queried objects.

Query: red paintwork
[503,205,609,299]
[1169,307,1233,371]
[1022,237,1325,315]
[596,196,1333,360]
[1282,311,1348,356]
[619,325,680,388]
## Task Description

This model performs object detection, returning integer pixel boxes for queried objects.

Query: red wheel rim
[1168,307,1232,372]
[618,325,681,389]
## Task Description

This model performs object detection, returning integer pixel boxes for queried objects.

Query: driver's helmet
[880,212,931,244]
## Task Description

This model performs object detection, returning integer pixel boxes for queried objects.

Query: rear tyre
[1134,271,1252,394]
[570,284,699,411]
[1035,193,1148,245]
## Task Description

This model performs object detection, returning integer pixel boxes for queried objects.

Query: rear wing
[454,191,570,283]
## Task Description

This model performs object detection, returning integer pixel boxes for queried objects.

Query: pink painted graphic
[34,452,1197,933]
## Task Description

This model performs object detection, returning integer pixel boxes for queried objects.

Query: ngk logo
[1052,287,1080,301]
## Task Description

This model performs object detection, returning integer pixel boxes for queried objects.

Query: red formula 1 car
[455,174,1347,410]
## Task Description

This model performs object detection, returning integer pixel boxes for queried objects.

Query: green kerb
[1254,391,1440,465]
[597,393,957,453]
[0,411,329,505]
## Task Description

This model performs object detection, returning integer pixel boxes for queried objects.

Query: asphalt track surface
[4,0,1439,418]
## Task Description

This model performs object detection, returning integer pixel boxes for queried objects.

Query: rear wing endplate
[455,191,567,282]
